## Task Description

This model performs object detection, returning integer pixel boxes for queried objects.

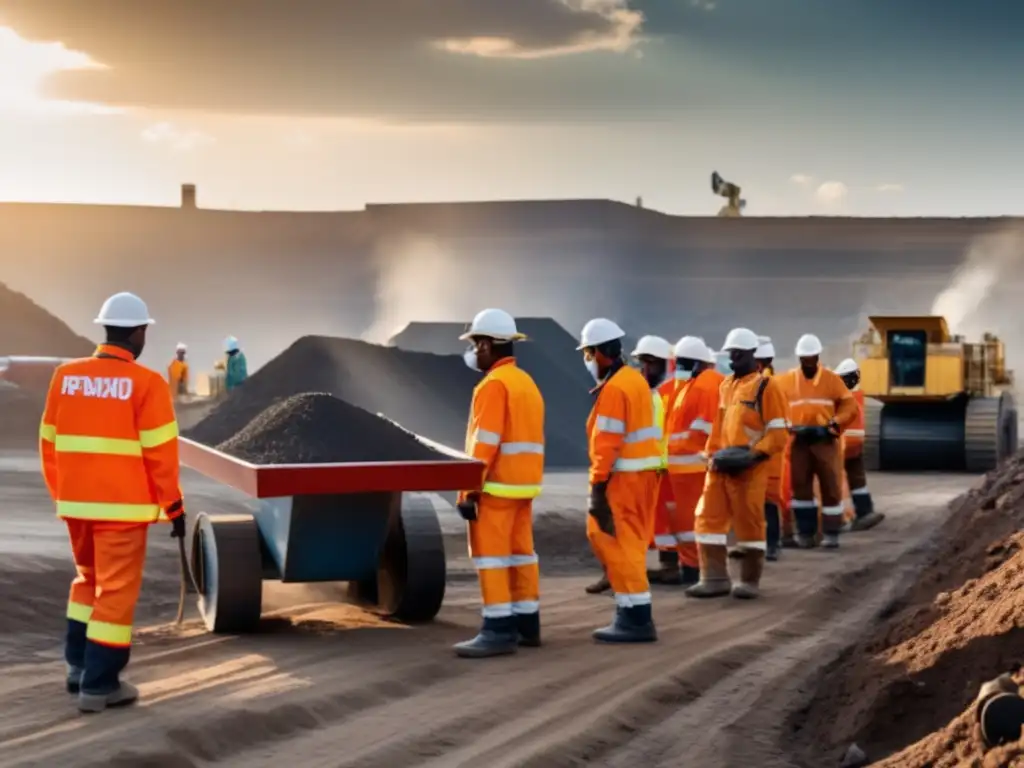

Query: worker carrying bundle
[689,328,789,600]
[167,343,189,398]
[453,309,545,659]
[755,337,785,561]
[580,318,661,642]
[776,334,858,549]
[39,292,185,713]
[662,336,723,586]
[834,358,885,531]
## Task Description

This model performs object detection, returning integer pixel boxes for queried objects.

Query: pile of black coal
[0,282,93,357]
[215,392,451,465]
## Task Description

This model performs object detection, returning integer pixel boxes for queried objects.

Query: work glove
[710,446,757,474]
[167,500,186,539]
[456,492,480,522]
[588,481,616,536]
[826,420,841,439]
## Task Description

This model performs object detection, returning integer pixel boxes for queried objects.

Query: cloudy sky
[0,0,1020,215]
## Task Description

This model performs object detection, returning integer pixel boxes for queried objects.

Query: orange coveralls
[459,358,545,622]
[840,389,867,519]
[167,358,189,397]
[39,343,183,696]
[663,369,723,569]
[587,365,662,608]
[775,367,858,537]
[696,372,790,550]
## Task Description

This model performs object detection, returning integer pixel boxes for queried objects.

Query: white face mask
[675,369,692,381]
[463,347,481,372]
[585,358,600,383]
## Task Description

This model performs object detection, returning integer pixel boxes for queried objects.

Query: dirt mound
[187,334,587,467]
[791,453,1024,766]
[0,384,45,448]
[217,392,451,464]
[0,282,92,357]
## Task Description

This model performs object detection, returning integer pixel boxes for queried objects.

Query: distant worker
[630,335,679,585]
[39,292,185,713]
[579,318,661,642]
[776,334,858,549]
[223,336,248,391]
[689,328,789,600]
[453,309,545,658]
[755,336,785,560]
[167,343,189,398]
[834,358,885,531]
[664,336,723,586]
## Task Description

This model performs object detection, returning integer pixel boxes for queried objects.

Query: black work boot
[793,506,819,549]
[765,502,781,562]
[453,616,519,658]
[585,570,611,594]
[680,565,700,586]
[593,604,657,643]
[648,550,682,585]
[851,492,885,531]
[516,612,541,647]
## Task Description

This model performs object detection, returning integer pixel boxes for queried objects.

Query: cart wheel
[374,496,447,623]
[190,513,263,633]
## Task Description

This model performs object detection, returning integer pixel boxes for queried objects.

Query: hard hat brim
[94,317,155,327]
[458,331,528,342]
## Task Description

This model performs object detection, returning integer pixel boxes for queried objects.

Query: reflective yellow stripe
[55,435,142,456]
[652,393,668,468]
[482,481,543,499]
[40,423,56,442]
[139,421,179,448]
[86,619,132,646]
[67,601,93,623]
[57,500,160,522]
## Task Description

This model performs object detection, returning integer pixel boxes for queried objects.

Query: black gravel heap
[215,392,451,465]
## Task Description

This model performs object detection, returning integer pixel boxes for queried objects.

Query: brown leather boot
[731,550,765,599]
[585,570,611,594]
[685,544,732,598]
[648,550,683,585]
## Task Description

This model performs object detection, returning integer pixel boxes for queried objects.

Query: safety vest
[463,358,545,499]
[709,372,790,455]
[652,389,667,468]
[841,389,866,457]
[666,370,720,474]
[587,365,662,483]
[776,367,858,430]
[167,358,189,395]
[39,344,183,523]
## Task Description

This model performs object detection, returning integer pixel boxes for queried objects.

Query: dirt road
[0,454,976,768]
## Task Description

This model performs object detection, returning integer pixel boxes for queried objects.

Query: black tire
[191,513,263,633]
[379,496,447,623]
[862,397,883,472]
[965,393,1016,473]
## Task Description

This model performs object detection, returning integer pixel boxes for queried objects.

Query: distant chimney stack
[181,184,196,209]
[635,196,643,208]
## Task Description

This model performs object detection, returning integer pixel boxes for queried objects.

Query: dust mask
[585,358,600,383]
[463,348,481,372]
[675,369,692,382]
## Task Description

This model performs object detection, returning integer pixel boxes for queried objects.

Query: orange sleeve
[753,379,791,457]
[590,384,627,484]
[38,369,60,500]
[832,377,858,429]
[460,378,507,501]
[138,372,183,517]
[668,382,716,455]
[705,379,729,455]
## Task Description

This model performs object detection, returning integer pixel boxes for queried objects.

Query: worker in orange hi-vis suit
[629,335,679,584]
[834,358,885,531]
[689,328,790,600]
[453,309,545,659]
[579,318,661,643]
[775,334,859,550]
[167,343,189,399]
[663,336,723,586]
[39,292,185,714]
[755,336,785,561]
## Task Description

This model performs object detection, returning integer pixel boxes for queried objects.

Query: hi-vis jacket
[167,358,189,396]
[39,344,183,524]
[841,389,866,458]
[653,377,675,469]
[587,364,662,484]
[776,367,858,431]
[460,358,545,502]
[706,372,790,458]
[666,369,723,474]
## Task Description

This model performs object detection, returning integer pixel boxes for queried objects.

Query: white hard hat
[835,357,860,376]
[224,336,240,352]
[696,338,717,364]
[458,308,526,342]
[577,318,625,350]
[176,342,187,352]
[631,335,673,360]
[674,335,710,361]
[795,333,824,357]
[93,292,155,328]
[721,328,759,352]
[755,335,775,359]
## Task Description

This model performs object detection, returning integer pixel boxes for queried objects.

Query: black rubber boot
[593,604,657,644]
[765,502,781,562]
[680,565,700,586]
[648,550,682,585]
[453,616,519,658]
[793,505,819,549]
[585,570,612,594]
[851,493,885,531]
[66,664,84,694]
[516,612,541,647]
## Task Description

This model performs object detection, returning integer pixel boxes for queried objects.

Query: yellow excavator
[854,316,1018,472]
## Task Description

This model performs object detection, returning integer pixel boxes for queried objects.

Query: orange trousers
[654,472,701,568]
[588,471,659,607]
[468,496,539,619]
[65,519,148,694]
[695,462,768,551]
